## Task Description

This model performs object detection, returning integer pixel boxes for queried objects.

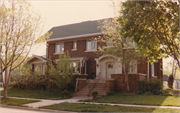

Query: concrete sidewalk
[24,96,92,108]
[2,96,180,109]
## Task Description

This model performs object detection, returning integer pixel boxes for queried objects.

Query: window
[129,60,137,73]
[107,39,113,47]
[86,40,97,51]
[108,64,113,68]
[124,38,136,48]
[72,41,77,50]
[72,61,80,73]
[55,43,64,53]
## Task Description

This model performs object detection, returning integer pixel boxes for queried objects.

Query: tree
[118,0,179,67]
[48,51,75,90]
[96,18,143,92]
[0,0,50,98]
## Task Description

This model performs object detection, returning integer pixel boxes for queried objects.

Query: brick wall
[111,74,146,93]
[47,35,105,78]
[105,79,115,92]
[75,78,86,92]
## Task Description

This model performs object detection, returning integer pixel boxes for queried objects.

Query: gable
[24,56,47,64]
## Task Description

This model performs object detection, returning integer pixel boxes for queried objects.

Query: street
[0,107,49,113]
[0,107,77,113]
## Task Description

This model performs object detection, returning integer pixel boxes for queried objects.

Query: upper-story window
[72,41,77,50]
[86,40,97,51]
[55,43,64,54]
[107,39,113,47]
[125,38,136,48]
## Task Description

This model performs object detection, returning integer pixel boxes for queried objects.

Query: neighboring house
[24,55,47,75]
[163,75,169,88]
[25,18,163,94]
[163,75,180,89]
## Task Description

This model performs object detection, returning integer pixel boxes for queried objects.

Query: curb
[0,104,76,113]
[74,102,180,109]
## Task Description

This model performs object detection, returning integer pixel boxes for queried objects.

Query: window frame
[55,43,64,54]
[72,41,77,51]
[86,40,97,52]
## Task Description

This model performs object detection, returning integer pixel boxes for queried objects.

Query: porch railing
[88,72,101,96]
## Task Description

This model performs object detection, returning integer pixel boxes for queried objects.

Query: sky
[28,0,173,74]
[29,0,121,56]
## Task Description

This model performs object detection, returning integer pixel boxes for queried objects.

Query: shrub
[107,91,117,96]
[137,79,163,95]
[91,90,98,98]
[67,83,75,91]
[62,90,72,98]
[144,91,153,95]
[168,74,174,88]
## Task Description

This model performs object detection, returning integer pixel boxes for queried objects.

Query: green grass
[82,94,180,106]
[40,102,180,112]
[1,88,71,100]
[1,98,40,106]
[163,88,180,96]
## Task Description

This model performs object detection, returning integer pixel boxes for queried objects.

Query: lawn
[40,102,180,112]
[1,88,71,100]
[1,98,40,106]
[82,94,180,106]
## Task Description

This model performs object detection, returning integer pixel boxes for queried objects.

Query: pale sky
[29,0,121,56]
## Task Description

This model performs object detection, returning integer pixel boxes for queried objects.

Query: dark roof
[163,75,168,81]
[47,18,112,39]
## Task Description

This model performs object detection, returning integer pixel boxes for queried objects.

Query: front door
[106,62,114,79]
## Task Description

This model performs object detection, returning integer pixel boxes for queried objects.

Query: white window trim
[55,43,64,54]
[86,40,97,51]
[85,50,97,52]
[72,41,77,51]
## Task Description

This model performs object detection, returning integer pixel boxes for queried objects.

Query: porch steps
[86,79,106,83]
[74,82,106,97]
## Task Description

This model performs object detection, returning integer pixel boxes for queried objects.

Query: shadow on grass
[0,88,71,99]
[40,102,180,112]
[1,97,40,106]
[82,93,180,107]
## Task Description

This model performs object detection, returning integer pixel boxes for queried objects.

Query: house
[163,75,180,89]
[24,55,47,75]
[25,18,163,96]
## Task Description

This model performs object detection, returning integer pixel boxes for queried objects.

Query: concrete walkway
[3,96,180,109]
[24,96,92,108]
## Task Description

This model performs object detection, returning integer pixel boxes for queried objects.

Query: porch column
[95,58,100,76]
[80,59,83,74]
[85,61,87,74]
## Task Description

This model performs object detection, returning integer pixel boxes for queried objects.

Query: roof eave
[46,32,103,42]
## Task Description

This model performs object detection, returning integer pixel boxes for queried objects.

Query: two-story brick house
[25,18,163,95]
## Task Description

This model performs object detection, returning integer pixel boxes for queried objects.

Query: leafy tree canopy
[118,0,179,66]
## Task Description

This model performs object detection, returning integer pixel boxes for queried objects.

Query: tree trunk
[122,64,129,92]
[124,73,129,92]
[3,85,8,98]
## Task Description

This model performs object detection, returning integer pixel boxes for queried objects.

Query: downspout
[147,58,149,81]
